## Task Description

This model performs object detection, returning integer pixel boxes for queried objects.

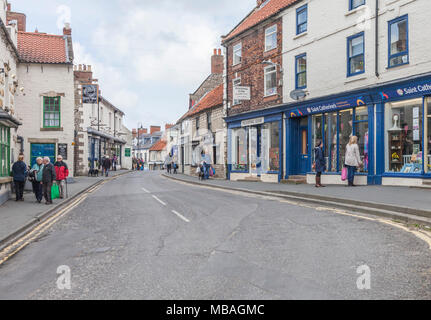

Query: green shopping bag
[51,183,60,200]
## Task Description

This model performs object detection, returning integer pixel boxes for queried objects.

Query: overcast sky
[12,0,255,130]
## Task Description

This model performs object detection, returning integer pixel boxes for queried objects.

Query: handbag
[341,167,348,181]
[51,183,60,200]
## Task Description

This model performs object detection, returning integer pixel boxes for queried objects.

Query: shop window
[385,98,422,173]
[296,4,308,35]
[350,0,365,10]
[347,32,364,77]
[354,107,369,172]
[389,15,409,68]
[265,25,277,52]
[264,65,277,96]
[325,113,338,172]
[231,128,248,171]
[427,98,431,173]
[0,124,10,177]
[43,96,61,128]
[261,122,280,173]
[295,54,307,89]
[312,115,323,164]
[233,43,242,66]
[339,109,354,168]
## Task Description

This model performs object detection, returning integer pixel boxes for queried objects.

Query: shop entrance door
[297,118,309,175]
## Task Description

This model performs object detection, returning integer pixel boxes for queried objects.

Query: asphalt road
[0,171,430,300]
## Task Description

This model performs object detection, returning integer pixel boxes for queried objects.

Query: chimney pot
[7,3,11,11]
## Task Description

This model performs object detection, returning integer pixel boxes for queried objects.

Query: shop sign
[288,95,370,118]
[379,80,431,102]
[58,143,68,160]
[241,117,264,127]
[233,86,251,101]
[82,84,99,104]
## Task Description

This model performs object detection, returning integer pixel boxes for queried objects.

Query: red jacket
[54,161,69,181]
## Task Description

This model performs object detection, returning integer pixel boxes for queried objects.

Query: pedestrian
[313,140,326,188]
[102,155,112,177]
[12,155,28,201]
[344,135,363,187]
[165,153,172,174]
[173,161,178,174]
[30,157,44,203]
[42,157,56,205]
[54,155,69,199]
[132,156,137,171]
[201,150,211,180]
[112,154,118,171]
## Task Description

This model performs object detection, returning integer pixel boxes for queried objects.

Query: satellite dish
[290,89,306,101]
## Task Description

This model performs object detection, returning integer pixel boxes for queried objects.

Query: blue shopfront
[226,74,431,186]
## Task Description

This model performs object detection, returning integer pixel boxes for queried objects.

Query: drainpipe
[17,136,24,154]
[375,0,379,77]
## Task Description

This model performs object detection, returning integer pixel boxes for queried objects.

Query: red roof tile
[18,31,69,64]
[222,0,300,42]
[150,139,167,152]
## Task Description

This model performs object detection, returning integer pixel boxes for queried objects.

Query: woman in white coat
[344,136,362,187]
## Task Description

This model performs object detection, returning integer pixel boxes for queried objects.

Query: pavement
[0,171,430,299]
[162,173,431,225]
[0,170,130,246]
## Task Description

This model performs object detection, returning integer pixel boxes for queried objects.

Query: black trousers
[14,180,25,200]
[32,181,43,202]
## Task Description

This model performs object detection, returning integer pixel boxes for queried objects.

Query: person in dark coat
[12,155,28,201]
[102,156,112,177]
[314,140,326,188]
[42,157,56,205]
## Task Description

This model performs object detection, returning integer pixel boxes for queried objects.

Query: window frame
[349,0,365,11]
[388,14,409,68]
[296,4,308,35]
[265,24,277,52]
[295,53,307,89]
[0,124,10,177]
[347,32,365,77]
[43,96,61,128]
[264,65,277,97]
[233,42,242,66]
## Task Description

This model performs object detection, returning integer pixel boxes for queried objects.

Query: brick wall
[225,18,283,116]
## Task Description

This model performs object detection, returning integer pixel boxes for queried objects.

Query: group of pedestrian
[132,157,145,171]
[164,153,178,174]
[314,136,363,188]
[11,155,69,205]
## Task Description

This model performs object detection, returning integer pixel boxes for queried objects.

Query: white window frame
[264,66,277,97]
[232,77,241,106]
[233,43,242,66]
[265,25,277,52]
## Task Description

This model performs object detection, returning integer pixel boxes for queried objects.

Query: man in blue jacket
[12,155,28,201]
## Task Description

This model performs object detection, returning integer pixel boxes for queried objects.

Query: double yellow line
[0,179,111,266]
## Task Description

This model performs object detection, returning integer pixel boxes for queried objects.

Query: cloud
[56,5,71,30]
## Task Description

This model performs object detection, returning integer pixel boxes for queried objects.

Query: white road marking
[171,210,190,223]
[152,195,167,206]
[142,188,150,193]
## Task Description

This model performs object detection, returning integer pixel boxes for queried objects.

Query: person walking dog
[54,155,69,199]
[313,140,326,188]
[12,155,28,201]
[42,157,56,205]
[30,157,44,203]
[344,136,363,187]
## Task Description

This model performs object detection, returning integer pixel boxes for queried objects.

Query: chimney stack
[150,126,161,135]
[63,22,72,36]
[211,48,224,74]
[6,4,27,32]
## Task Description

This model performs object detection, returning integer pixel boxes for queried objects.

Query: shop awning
[87,127,126,144]
[0,110,22,128]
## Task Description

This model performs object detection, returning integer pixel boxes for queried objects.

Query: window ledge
[293,32,308,40]
[264,93,278,99]
[41,127,64,132]
[344,75,367,84]
[345,5,366,16]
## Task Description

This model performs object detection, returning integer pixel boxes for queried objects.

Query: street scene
[0,0,431,305]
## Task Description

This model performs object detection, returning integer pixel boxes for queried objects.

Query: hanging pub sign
[58,143,68,160]
[82,84,99,104]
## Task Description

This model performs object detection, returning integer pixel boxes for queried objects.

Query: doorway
[296,117,309,175]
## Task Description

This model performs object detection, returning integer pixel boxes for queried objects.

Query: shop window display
[338,109,353,168]
[426,98,431,173]
[312,115,322,164]
[385,98,423,173]
[354,107,369,173]
[324,113,338,172]
[231,128,248,171]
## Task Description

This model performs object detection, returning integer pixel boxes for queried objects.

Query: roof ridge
[19,31,64,37]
